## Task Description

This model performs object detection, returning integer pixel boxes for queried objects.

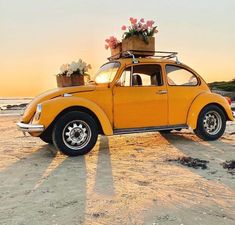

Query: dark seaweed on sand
[168,156,209,169]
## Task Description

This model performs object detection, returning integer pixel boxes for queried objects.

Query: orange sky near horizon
[1,0,235,97]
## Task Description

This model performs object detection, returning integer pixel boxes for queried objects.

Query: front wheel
[194,105,226,141]
[40,128,53,144]
[52,111,98,156]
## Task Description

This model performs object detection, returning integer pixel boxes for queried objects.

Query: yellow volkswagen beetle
[17,52,234,156]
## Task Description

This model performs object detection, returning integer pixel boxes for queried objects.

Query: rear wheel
[194,105,226,141]
[52,111,98,156]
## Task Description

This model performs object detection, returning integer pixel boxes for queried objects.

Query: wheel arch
[45,106,104,135]
[187,92,233,129]
[36,97,113,136]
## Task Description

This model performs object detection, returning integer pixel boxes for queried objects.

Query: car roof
[107,57,201,78]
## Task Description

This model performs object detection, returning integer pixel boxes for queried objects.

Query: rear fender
[187,92,233,129]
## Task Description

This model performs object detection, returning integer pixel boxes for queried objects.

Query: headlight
[34,104,42,121]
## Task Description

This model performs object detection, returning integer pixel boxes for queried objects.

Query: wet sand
[0,116,235,225]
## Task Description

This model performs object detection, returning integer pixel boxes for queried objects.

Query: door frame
[112,63,169,129]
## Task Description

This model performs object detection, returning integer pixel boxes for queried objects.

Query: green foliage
[123,27,157,44]
[208,80,235,92]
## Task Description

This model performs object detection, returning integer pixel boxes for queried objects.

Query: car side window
[119,67,131,86]
[119,64,163,87]
[166,65,198,86]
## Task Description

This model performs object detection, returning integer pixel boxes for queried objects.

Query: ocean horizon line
[0,97,33,100]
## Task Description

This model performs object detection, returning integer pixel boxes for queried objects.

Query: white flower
[76,59,87,74]
[69,61,79,72]
[59,64,69,74]
[66,69,73,77]
[57,58,91,76]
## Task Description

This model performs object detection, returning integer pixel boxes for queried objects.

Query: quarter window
[166,65,198,86]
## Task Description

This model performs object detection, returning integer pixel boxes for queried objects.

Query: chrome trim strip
[16,122,44,132]
[114,124,188,135]
[63,93,73,97]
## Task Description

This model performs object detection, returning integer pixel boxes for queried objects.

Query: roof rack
[108,50,179,63]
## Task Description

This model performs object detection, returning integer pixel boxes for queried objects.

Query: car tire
[194,105,226,141]
[40,129,53,144]
[52,111,98,156]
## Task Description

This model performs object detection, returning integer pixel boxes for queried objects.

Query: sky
[0,0,235,97]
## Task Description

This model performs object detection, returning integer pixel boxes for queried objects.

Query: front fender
[33,96,113,135]
[187,92,234,129]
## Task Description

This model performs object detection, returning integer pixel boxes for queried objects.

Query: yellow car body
[17,56,234,155]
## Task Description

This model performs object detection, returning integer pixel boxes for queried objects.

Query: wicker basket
[56,74,84,87]
[111,43,122,58]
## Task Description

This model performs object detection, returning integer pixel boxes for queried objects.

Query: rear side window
[166,65,198,86]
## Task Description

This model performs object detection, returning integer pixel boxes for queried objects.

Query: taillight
[225,97,232,105]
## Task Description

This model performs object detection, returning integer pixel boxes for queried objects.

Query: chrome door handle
[157,90,168,95]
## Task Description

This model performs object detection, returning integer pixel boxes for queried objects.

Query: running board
[113,125,188,135]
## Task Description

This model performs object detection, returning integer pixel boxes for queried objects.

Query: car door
[165,64,204,125]
[113,63,168,129]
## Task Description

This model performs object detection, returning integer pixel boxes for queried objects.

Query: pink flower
[130,17,137,25]
[121,25,127,30]
[146,20,154,28]
[140,18,145,23]
[136,22,143,31]
[104,36,120,50]
[132,23,138,30]
[110,36,117,42]
[132,19,137,24]
[142,24,148,30]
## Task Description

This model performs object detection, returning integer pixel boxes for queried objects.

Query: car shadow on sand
[94,136,115,196]
[0,144,87,225]
[160,131,235,188]
[0,136,116,225]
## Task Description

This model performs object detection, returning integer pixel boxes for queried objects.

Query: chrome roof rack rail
[108,50,179,63]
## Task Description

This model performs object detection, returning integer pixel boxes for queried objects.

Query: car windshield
[94,62,120,84]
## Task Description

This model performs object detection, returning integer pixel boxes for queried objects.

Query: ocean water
[0,97,33,115]
[0,97,32,108]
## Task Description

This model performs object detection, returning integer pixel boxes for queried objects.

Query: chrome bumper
[16,122,44,132]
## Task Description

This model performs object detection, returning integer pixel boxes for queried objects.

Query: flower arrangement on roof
[121,17,158,44]
[105,36,121,50]
[104,17,158,50]
[104,17,158,57]
[58,59,92,77]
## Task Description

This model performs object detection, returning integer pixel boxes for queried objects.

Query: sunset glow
[0,0,235,97]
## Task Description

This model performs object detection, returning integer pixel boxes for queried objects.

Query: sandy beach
[0,115,234,225]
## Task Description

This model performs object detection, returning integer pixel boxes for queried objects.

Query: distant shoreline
[0,98,32,115]
[0,97,33,100]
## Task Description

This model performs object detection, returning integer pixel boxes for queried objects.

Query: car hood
[21,85,96,123]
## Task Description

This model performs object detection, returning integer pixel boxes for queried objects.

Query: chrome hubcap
[203,111,222,135]
[62,120,91,150]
